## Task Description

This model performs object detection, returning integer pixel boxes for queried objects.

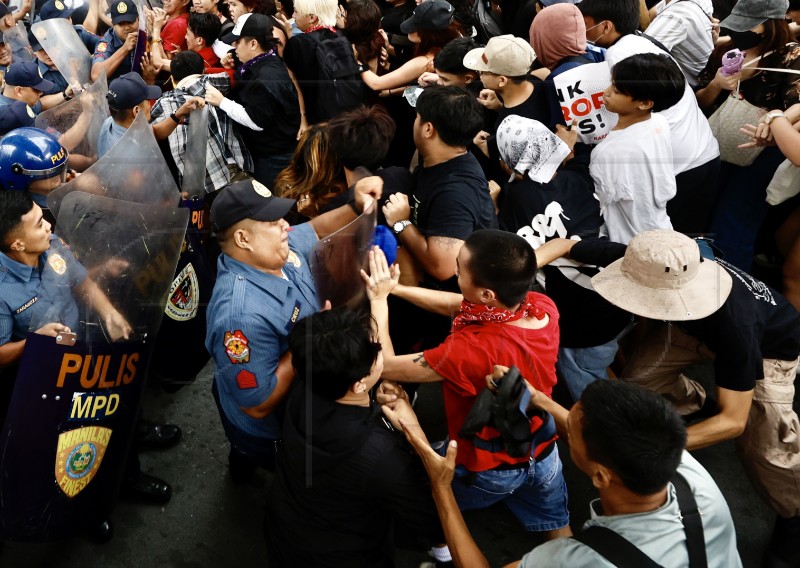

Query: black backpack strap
[672,472,708,568]
[635,30,672,55]
[573,526,663,568]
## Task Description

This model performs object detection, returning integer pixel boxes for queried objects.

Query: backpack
[312,31,367,121]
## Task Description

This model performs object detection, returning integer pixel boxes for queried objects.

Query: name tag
[15,296,38,314]
[285,301,301,332]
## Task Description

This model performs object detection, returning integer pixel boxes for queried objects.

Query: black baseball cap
[5,61,55,91]
[27,28,42,51]
[210,179,295,232]
[400,0,454,34]
[39,0,77,20]
[107,72,161,109]
[0,3,11,17]
[221,12,272,44]
[0,101,36,134]
[109,0,137,24]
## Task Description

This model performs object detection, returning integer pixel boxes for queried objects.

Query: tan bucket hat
[591,230,733,321]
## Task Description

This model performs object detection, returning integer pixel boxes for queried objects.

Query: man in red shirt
[367,229,571,541]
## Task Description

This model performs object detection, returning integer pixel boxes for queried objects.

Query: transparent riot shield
[47,111,180,219]
[32,19,92,89]
[310,203,377,310]
[0,197,187,540]
[3,22,34,63]
[181,105,209,198]
[35,75,109,168]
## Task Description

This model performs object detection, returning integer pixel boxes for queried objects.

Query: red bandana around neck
[452,291,545,332]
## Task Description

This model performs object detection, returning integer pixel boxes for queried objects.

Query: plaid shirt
[151,74,253,193]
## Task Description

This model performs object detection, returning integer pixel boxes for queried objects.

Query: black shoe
[228,448,256,484]
[682,396,719,425]
[87,519,114,544]
[121,472,172,505]
[135,420,182,451]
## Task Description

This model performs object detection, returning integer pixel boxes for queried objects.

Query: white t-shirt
[519,452,743,568]
[606,34,719,174]
[590,114,675,244]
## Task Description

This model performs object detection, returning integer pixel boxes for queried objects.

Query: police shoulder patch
[286,250,301,268]
[96,42,107,53]
[48,253,67,275]
[224,330,250,364]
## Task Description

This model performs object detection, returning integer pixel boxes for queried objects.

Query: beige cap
[463,35,536,77]
[591,230,733,321]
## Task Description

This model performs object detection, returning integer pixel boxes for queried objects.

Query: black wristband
[170,113,182,124]
[62,89,72,101]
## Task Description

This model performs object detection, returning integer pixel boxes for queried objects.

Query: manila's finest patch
[55,426,112,498]
[48,253,67,275]
[165,263,199,321]
[286,251,301,268]
[224,330,250,364]
[96,42,107,53]
[236,370,257,389]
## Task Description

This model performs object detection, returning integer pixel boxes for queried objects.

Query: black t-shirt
[233,55,300,156]
[412,152,497,289]
[489,77,553,161]
[680,260,800,391]
[499,149,632,347]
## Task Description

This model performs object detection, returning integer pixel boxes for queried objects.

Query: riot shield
[35,75,109,166]
[47,111,180,219]
[32,19,92,89]
[0,154,187,539]
[3,22,34,63]
[310,203,377,310]
[181,105,209,198]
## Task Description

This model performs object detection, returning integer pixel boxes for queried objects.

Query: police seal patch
[55,0,65,9]
[165,263,199,321]
[252,180,272,198]
[286,251,301,268]
[96,42,107,53]
[117,1,127,12]
[48,253,67,275]
[224,330,250,364]
[55,426,111,498]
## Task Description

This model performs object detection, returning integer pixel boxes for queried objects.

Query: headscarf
[529,4,587,70]
[496,115,571,184]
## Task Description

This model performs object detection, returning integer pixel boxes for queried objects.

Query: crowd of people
[1,0,800,564]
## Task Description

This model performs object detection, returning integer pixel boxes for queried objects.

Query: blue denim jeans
[451,448,570,532]
[557,322,633,402]
[709,146,785,271]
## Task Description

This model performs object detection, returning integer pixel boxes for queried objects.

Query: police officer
[36,0,102,52]
[91,0,140,82]
[0,61,76,114]
[28,29,67,95]
[0,127,69,224]
[0,101,36,135]
[206,176,382,481]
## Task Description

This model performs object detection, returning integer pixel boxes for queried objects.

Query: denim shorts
[451,447,570,532]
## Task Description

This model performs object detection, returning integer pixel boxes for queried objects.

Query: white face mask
[585,20,609,45]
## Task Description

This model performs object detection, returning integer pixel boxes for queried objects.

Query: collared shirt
[75,25,102,52]
[205,222,319,440]
[97,116,129,158]
[0,93,42,115]
[91,28,134,81]
[150,73,253,192]
[38,59,67,95]
[0,236,87,344]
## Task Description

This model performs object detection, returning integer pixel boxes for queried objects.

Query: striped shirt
[646,0,714,88]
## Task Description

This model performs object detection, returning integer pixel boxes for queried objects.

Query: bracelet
[170,113,182,124]
[150,38,162,44]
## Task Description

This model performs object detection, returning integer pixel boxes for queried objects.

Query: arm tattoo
[430,236,464,249]
[412,353,430,368]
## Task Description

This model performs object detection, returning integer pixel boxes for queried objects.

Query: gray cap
[719,0,789,32]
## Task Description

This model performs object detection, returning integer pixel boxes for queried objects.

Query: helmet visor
[16,151,69,182]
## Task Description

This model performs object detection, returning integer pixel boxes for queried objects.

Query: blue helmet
[0,127,68,191]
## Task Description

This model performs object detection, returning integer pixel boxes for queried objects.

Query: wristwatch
[765,110,786,125]
[392,220,412,235]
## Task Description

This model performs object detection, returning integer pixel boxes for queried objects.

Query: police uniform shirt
[0,236,87,344]
[37,59,67,96]
[75,25,102,52]
[205,222,320,440]
[0,93,42,115]
[92,28,134,81]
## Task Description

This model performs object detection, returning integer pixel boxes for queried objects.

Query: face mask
[728,29,765,51]
[585,20,608,46]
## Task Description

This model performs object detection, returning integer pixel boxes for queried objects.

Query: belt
[492,440,556,471]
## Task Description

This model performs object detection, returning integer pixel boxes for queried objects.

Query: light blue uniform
[205,222,319,441]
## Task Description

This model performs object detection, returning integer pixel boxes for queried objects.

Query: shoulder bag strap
[573,526,664,568]
[672,472,708,568]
